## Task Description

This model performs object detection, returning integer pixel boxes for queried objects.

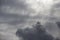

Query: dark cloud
[0,0,28,10]
[54,3,60,8]
[0,12,30,25]
[16,22,54,40]
[0,0,31,25]
[44,22,60,38]
[1,0,60,40]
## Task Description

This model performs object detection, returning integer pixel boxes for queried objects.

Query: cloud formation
[1,0,60,40]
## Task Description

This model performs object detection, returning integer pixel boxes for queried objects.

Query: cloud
[44,22,59,38]
[0,0,31,25]
[0,0,31,40]
[16,22,54,40]
[1,0,60,40]
[0,31,19,40]
[0,0,55,26]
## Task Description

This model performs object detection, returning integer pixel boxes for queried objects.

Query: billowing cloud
[1,0,60,40]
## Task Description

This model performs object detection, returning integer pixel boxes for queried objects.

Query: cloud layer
[1,0,60,40]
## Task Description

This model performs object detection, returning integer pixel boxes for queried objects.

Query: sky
[0,0,60,40]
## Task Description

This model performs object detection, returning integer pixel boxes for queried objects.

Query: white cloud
[26,0,53,16]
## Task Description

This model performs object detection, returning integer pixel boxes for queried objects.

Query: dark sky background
[0,0,60,40]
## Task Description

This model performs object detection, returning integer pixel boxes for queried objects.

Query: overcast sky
[0,0,60,40]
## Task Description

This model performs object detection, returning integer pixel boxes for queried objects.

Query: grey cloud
[16,22,54,40]
[54,3,60,8]
[0,12,30,25]
[0,0,52,26]
[1,0,60,40]
[50,1,60,17]
[0,0,31,25]
[44,22,59,37]
[0,0,59,26]
[0,32,19,40]
[42,1,60,39]
[0,0,28,10]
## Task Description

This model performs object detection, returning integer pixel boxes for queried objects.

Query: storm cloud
[1,0,60,40]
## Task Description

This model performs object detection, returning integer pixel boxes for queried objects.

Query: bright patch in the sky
[26,0,53,16]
